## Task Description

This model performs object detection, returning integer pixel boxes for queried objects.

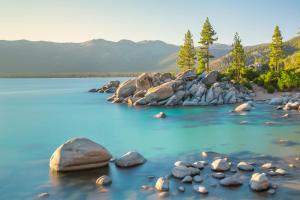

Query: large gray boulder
[116,79,136,98]
[201,71,218,85]
[136,73,152,91]
[220,175,243,187]
[176,69,197,81]
[165,90,185,106]
[269,97,284,105]
[172,166,191,179]
[49,138,112,172]
[249,173,270,191]
[97,80,120,93]
[115,151,146,167]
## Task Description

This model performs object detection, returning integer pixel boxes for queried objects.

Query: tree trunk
[207,46,210,72]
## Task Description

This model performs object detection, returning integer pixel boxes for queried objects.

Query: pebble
[37,193,50,199]
[275,168,287,175]
[288,164,295,168]
[192,161,204,169]
[193,185,208,194]
[201,151,208,157]
[178,186,185,192]
[267,189,276,195]
[212,172,225,179]
[182,175,193,183]
[261,163,275,169]
[193,175,203,183]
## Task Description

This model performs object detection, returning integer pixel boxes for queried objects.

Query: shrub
[266,85,275,93]
[241,67,260,81]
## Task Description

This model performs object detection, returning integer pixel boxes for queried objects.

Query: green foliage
[284,51,300,72]
[269,26,284,72]
[228,32,246,81]
[177,30,196,71]
[198,17,218,72]
[266,85,275,93]
[240,67,260,81]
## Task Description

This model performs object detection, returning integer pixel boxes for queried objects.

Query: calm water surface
[0,78,299,200]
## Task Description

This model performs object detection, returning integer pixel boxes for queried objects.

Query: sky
[0,0,299,46]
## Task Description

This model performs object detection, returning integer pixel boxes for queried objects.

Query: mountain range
[0,36,299,77]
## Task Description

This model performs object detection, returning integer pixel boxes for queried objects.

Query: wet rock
[267,188,276,195]
[269,97,284,105]
[289,164,295,168]
[220,175,243,187]
[172,166,191,179]
[234,101,253,112]
[267,170,277,176]
[261,163,275,169]
[96,175,112,186]
[193,175,203,183]
[37,193,50,199]
[193,185,208,194]
[115,151,146,167]
[174,160,192,167]
[188,167,200,176]
[182,175,193,183]
[283,102,300,110]
[178,186,185,192]
[155,177,169,191]
[275,168,287,175]
[49,138,112,172]
[155,112,166,119]
[281,113,289,118]
[88,88,97,93]
[249,173,270,191]
[211,158,231,171]
[212,172,225,179]
[96,80,120,93]
[192,161,204,169]
[237,162,254,171]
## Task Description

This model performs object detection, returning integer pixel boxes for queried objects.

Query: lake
[0,78,300,200]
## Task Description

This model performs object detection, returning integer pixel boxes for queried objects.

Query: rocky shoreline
[90,70,255,106]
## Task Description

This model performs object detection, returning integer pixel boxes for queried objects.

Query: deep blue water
[0,78,299,200]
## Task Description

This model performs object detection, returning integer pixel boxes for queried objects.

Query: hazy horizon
[1,0,299,46]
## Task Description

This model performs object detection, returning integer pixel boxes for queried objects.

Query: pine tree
[230,32,246,81]
[177,30,196,71]
[269,25,283,72]
[198,17,218,72]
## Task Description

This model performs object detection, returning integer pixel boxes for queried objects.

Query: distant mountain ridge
[0,39,231,76]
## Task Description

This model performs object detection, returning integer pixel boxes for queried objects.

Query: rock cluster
[89,80,120,93]
[269,93,300,111]
[100,70,253,106]
[115,151,146,168]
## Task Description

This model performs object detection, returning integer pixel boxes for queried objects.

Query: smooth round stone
[193,185,208,194]
[96,175,112,186]
[275,168,287,175]
[172,166,191,179]
[220,176,243,187]
[182,176,193,183]
[155,112,166,119]
[261,163,275,169]
[237,162,254,171]
[267,189,276,195]
[178,186,185,192]
[155,177,169,191]
[211,158,231,171]
[288,164,295,168]
[201,151,208,157]
[212,172,225,179]
[188,167,200,176]
[174,160,192,167]
[192,161,204,169]
[37,193,50,199]
[249,173,270,191]
[115,151,146,167]
[193,175,203,183]
[267,170,277,176]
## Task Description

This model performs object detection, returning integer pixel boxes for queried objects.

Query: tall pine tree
[230,32,246,81]
[198,17,218,72]
[269,25,283,72]
[177,30,196,71]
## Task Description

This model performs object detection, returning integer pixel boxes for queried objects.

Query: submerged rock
[115,151,145,167]
[193,185,209,194]
[234,101,253,112]
[155,112,167,119]
[249,173,270,191]
[237,162,254,171]
[155,177,169,191]
[96,175,112,186]
[49,138,112,172]
[37,193,50,199]
[174,160,192,167]
[182,175,193,183]
[193,175,203,183]
[212,172,225,179]
[220,175,243,187]
[192,161,205,169]
[172,166,191,179]
[178,186,185,192]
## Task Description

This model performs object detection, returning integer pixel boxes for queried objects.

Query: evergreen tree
[198,17,218,72]
[177,30,196,71]
[269,25,283,72]
[230,32,246,81]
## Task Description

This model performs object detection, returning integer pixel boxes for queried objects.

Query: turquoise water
[0,78,300,200]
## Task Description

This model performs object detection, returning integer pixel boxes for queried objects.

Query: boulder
[182,98,199,106]
[49,138,112,172]
[155,177,169,191]
[249,173,270,191]
[283,102,300,110]
[234,102,253,112]
[220,176,243,187]
[201,71,218,85]
[136,73,152,91]
[237,162,254,171]
[134,81,176,105]
[194,83,207,99]
[116,79,136,98]
[174,161,192,167]
[176,69,196,81]
[155,112,167,119]
[115,151,145,167]
[172,166,191,179]
[192,161,204,169]
[193,175,203,183]
[96,175,112,186]
[269,97,284,105]
[188,167,201,176]
[182,175,193,183]
[97,80,120,93]
[211,158,231,171]
[165,90,185,106]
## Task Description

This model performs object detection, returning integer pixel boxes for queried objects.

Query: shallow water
[0,78,300,200]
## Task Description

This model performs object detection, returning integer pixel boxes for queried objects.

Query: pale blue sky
[0,0,299,45]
